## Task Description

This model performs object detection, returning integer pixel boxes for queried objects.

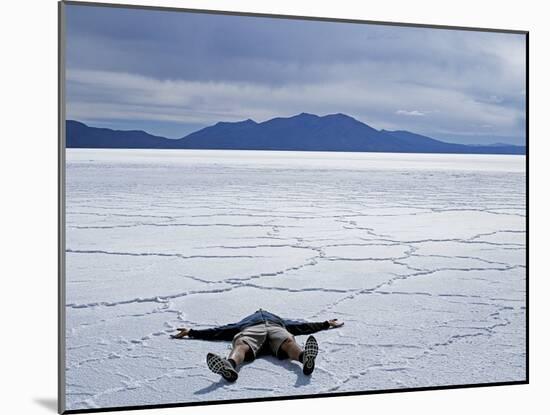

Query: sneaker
[206,353,238,382]
[302,336,318,376]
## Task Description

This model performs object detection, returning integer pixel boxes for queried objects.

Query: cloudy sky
[65,4,526,145]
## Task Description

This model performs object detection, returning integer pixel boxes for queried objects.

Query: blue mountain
[66,113,525,155]
[66,120,175,149]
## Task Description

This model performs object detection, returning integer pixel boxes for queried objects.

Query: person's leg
[228,338,252,367]
[279,337,304,362]
[276,334,319,376]
[207,326,266,383]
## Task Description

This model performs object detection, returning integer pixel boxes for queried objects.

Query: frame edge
[58,1,67,414]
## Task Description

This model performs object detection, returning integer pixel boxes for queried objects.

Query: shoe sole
[206,353,238,382]
[303,336,318,376]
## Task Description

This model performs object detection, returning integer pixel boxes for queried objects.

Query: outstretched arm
[285,318,344,336]
[171,327,191,339]
[171,323,240,341]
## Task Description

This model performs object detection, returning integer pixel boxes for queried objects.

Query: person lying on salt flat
[171,308,344,382]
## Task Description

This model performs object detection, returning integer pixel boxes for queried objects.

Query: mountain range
[66,113,525,155]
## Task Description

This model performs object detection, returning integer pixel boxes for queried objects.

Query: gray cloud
[65,4,526,144]
[396,110,427,117]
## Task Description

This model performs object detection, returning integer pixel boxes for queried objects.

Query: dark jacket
[188,309,330,341]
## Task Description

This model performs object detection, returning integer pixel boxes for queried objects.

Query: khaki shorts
[232,322,294,361]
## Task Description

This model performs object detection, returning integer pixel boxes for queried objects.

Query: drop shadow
[262,356,311,387]
[193,379,229,395]
[193,358,256,395]
[34,398,57,412]
[193,355,312,395]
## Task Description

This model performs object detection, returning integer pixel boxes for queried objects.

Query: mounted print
[58,1,528,413]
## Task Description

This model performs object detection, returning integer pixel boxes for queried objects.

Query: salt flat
[64,149,526,411]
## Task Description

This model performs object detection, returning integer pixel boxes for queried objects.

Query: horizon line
[66,114,526,148]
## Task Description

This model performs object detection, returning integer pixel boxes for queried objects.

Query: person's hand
[327,319,344,329]
[171,327,190,339]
